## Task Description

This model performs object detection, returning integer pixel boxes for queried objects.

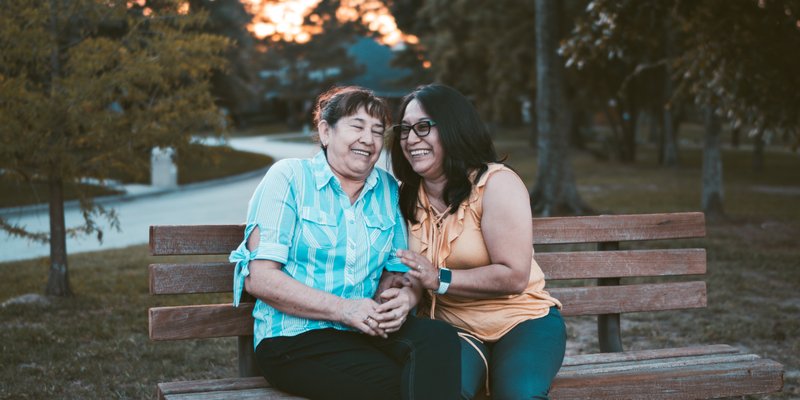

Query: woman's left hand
[373,271,410,303]
[374,287,413,333]
[396,249,439,291]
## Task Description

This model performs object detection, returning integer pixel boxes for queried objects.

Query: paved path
[0,134,321,263]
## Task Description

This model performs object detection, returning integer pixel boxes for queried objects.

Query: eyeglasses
[391,120,437,140]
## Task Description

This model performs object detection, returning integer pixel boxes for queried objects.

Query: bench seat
[157,345,783,399]
[149,212,784,399]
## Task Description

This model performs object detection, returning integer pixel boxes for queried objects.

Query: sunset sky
[241,0,418,46]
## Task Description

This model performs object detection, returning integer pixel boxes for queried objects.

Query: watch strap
[436,267,452,294]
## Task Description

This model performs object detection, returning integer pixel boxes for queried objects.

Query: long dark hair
[390,84,503,224]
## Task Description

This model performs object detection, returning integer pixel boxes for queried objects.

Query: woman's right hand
[396,249,440,291]
[337,297,388,338]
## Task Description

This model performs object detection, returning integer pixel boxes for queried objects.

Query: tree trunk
[619,104,638,163]
[731,126,741,148]
[46,175,72,296]
[752,129,764,173]
[618,79,639,163]
[530,0,590,216]
[647,109,660,145]
[44,0,72,296]
[661,14,678,167]
[569,108,587,150]
[661,105,678,166]
[701,106,724,221]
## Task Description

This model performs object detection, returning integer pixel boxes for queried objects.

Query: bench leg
[238,335,259,377]
[597,307,623,353]
[597,242,623,353]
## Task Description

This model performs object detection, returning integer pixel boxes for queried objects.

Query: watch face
[439,268,452,283]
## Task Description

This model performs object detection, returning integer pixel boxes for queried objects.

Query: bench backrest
[148,212,706,374]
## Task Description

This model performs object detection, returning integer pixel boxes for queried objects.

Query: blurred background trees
[3,0,799,293]
[562,0,800,218]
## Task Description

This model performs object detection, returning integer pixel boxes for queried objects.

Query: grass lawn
[1,128,798,399]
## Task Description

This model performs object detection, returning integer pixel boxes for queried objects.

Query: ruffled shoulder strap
[469,163,513,217]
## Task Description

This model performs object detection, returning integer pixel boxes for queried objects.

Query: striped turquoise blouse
[230,151,409,347]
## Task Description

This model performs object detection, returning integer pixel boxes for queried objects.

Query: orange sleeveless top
[409,164,561,342]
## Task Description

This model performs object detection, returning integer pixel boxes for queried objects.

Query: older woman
[230,86,460,400]
[389,84,567,400]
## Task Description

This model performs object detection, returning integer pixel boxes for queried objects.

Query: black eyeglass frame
[391,120,437,140]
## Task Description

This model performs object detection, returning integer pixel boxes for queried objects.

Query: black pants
[255,316,461,400]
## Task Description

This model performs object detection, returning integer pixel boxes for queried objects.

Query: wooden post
[597,241,624,353]
[238,335,258,377]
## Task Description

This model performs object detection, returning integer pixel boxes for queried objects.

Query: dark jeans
[461,307,567,400]
[255,316,461,400]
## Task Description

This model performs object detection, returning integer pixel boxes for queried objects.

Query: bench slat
[159,377,270,400]
[148,212,706,256]
[551,358,784,399]
[150,262,233,295]
[165,388,304,400]
[150,224,245,256]
[148,282,706,340]
[149,303,254,341]
[551,281,706,317]
[562,344,738,367]
[560,353,762,376]
[149,249,706,295]
[538,248,706,280]
[533,212,706,244]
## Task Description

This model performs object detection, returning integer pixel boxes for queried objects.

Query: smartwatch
[436,267,452,294]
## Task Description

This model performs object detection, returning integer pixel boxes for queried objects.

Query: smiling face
[400,99,445,181]
[318,106,385,184]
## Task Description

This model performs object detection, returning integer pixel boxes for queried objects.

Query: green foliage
[392,0,539,124]
[562,0,800,148]
[674,0,800,144]
[0,0,230,241]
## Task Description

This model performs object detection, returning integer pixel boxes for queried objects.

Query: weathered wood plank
[150,224,245,256]
[149,282,706,340]
[550,358,784,399]
[150,263,233,295]
[537,248,706,280]
[533,212,706,244]
[552,281,707,317]
[158,377,269,400]
[165,388,305,400]
[562,345,738,367]
[149,303,255,341]
[560,353,762,376]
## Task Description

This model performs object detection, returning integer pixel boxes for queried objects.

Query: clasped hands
[339,286,413,338]
[338,249,438,338]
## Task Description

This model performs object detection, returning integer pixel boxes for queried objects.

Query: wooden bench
[148,211,784,399]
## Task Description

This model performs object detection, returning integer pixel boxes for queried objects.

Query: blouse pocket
[364,214,394,258]
[299,207,337,249]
